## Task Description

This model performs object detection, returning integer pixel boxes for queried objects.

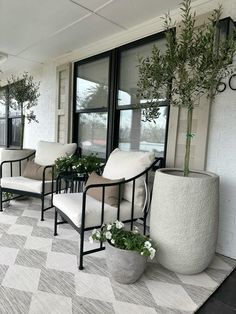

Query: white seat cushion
[35,141,77,166]
[103,148,155,207]
[53,193,143,229]
[1,176,55,194]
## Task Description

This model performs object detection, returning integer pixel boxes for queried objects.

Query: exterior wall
[206,59,236,258]
[2,0,236,258]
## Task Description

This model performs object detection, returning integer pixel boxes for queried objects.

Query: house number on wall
[217,74,236,92]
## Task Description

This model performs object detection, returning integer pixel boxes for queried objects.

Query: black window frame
[0,86,22,148]
[73,31,170,162]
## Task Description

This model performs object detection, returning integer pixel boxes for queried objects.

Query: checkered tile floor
[0,198,235,314]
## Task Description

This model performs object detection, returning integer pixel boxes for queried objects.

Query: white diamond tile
[177,272,218,289]
[56,227,80,241]
[75,272,115,302]
[210,255,233,271]
[2,265,41,292]
[29,291,72,314]
[146,280,197,312]
[83,241,106,259]
[46,251,77,273]
[22,210,41,219]
[113,301,157,314]
[0,247,19,265]
[7,224,33,236]
[37,219,54,229]
[24,236,52,252]
[0,214,18,225]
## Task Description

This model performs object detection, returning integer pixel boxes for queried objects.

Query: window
[73,33,169,160]
[117,36,168,157]
[74,54,110,159]
[0,87,21,148]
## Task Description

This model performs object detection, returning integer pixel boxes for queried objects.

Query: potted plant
[6,72,40,149]
[55,153,102,177]
[136,0,236,274]
[90,221,156,284]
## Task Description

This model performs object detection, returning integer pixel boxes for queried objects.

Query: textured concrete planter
[106,242,147,284]
[150,168,219,275]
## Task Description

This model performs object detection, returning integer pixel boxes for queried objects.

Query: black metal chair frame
[0,152,55,221]
[54,157,163,270]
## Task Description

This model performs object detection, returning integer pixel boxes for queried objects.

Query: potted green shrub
[6,72,40,149]
[90,221,156,284]
[137,0,236,274]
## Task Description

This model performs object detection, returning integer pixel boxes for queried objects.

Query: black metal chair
[53,156,163,270]
[0,141,77,220]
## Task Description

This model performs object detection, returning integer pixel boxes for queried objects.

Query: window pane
[78,113,108,159]
[0,89,6,118]
[118,38,166,107]
[76,57,109,110]
[119,107,167,157]
[9,118,21,147]
[9,104,21,117]
[0,119,6,146]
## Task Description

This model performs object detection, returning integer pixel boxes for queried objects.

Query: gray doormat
[0,198,235,313]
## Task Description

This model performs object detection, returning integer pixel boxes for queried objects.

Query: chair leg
[54,209,58,236]
[41,196,44,221]
[0,189,2,212]
[79,228,84,270]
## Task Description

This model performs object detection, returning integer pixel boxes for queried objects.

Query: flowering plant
[54,153,101,176]
[90,221,156,259]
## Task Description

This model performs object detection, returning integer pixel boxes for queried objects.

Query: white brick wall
[206,62,236,258]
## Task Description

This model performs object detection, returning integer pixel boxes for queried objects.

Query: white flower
[149,247,156,260]
[92,229,97,235]
[105,231,112,240]
[72,165,76,169]
[115,220,124,229]
[89,236,93,243]
[106,224,112,230]
[111,239,115,244]
[95,231,101,239]
[144,241,152,249]
[141,252,144,255]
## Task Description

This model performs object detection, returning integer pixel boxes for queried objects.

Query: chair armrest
[0,151,36,178]
[42,164,55,182]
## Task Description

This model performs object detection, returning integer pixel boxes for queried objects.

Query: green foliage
[54,153,101,176]
[6,72,40,149]
[7,72,40,121]
[137,0,236,176]
[2,192,13,200]
[90,221,156,259]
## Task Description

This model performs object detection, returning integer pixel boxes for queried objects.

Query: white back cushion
[35,141,77,166]
[103,149,155,207]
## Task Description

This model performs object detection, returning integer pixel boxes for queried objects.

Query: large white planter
[150,168,219,274]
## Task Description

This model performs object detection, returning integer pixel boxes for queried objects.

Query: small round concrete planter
[150,168,219,275]
[106,242,147,284]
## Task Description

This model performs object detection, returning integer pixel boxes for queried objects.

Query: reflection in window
[118,38,166,107]
[76,57,109,110]
[119,107,167,157]
[9,118,21,147]
[78,113,108,159]
[0,120,6,146]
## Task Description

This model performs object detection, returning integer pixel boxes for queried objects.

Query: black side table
[56,171,87,194]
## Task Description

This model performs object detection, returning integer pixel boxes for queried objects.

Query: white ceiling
[0,0,199,76]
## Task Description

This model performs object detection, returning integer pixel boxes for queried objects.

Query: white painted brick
[207,58,236,259]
